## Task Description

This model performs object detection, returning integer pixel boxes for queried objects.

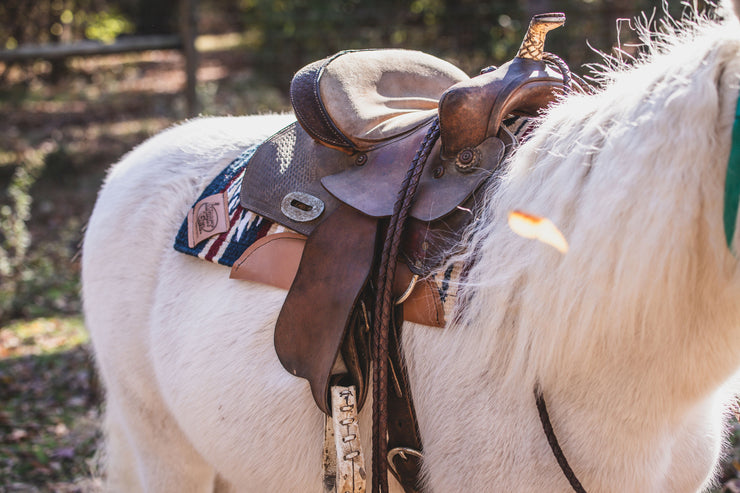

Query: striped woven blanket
[174,145,293,266]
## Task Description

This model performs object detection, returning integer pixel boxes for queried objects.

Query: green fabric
[723,93,740,253]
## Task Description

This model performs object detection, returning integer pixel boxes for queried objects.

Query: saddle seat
[290,49,470,153]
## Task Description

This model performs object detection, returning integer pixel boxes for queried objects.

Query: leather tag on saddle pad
[187,191,230,248]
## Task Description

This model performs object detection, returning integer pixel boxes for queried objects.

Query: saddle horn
[517,13,566,61]
[438,13,567,161]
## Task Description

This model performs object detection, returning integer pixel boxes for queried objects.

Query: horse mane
[442,6,740,393]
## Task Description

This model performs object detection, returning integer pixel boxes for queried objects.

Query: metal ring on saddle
[387,446,424,479]
[395,274,419,305]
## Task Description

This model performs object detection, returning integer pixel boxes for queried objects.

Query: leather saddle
[238,22,567,416]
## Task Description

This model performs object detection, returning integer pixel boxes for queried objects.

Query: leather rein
[371,119,440,493]
[371,68,590,493]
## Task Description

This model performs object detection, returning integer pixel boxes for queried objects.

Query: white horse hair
[83,4,740,492]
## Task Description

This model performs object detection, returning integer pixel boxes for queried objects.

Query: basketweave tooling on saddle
[235,13,570,493]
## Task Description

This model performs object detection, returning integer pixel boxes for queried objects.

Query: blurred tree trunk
[603,0,638,19]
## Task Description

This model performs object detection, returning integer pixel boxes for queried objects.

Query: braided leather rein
[372,119,441,493]
[368,118,590,493]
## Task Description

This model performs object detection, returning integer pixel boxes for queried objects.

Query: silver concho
[281,191,325,222]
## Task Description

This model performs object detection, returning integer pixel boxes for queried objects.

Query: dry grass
[0,317,102,491]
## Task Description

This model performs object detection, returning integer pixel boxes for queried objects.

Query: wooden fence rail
[0,0,199,116]
[0,36,182,62]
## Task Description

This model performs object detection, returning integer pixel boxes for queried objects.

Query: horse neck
[401,18,740,490]
[460,17,740,401]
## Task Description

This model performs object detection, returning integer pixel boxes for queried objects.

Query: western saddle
[235,13,569,493]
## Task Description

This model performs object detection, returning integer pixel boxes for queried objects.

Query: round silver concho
[281,191,325,222]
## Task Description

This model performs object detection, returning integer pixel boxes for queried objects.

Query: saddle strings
[372,118,441,493]
[542,52,572,90]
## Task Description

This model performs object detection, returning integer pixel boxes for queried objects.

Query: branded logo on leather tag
[187,191,230,248]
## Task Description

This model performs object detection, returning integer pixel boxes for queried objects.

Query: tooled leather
[263,37,569,493]
[241,119,505,240]
[290,53,356,151]
[239,122,354,235]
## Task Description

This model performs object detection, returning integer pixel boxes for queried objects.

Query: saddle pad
[173,145,294,266]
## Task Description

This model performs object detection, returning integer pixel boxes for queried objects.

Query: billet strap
[723,92,740,253]
[330,385,367,493]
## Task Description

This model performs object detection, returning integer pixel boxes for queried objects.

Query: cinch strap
[723,92,740,253]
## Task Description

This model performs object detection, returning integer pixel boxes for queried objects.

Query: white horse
[82,4,740,492]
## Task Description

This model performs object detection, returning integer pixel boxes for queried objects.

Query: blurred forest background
[2,0,740,491]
